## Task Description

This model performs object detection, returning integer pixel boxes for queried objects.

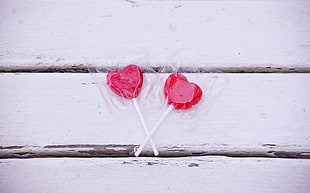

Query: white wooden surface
[0,157,309,193]
[1,0,310,192]
[0,0,310,70]
[0,73,309,154]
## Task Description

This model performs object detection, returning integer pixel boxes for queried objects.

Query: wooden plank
[0,157,309,193]
[0,1,310,71]
[0,73,309,157]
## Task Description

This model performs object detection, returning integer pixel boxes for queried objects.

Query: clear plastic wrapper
[88,54,227,156]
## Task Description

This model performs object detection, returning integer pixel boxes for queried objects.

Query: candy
[107,64,143,99]
[107,65,159,156]
[135,73,203,157]
[164,73,203,110]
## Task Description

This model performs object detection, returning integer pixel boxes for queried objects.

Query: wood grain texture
[0,157,310,193]
[0,73,309,157]
[0,0,310,71]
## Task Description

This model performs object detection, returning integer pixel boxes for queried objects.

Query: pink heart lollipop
[164,73,203,110]
[135,73,203,156]
[107,65,158,156]
[107,64,143,99]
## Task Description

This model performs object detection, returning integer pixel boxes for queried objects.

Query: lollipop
[134,73,203,157]
[107,65,159,156]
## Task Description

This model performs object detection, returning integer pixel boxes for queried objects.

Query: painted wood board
[0,0,310,71]
[0,73,309,157]
[0,157,309,193]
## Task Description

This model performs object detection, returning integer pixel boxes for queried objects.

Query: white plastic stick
[132,98,159,156]
[134,104,174,157]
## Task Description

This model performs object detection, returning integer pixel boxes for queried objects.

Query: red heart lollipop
[135,73,203,156]
[107,65,159,156]
[107,65,143,99]
[164,73,203,110]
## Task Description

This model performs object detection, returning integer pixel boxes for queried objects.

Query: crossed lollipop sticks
[107,65,203,157]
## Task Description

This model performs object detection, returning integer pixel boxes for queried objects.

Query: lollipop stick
[132,98,159,156]
[134,104,174,157]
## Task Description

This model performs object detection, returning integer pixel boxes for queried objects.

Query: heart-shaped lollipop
[164,73,203,110]
[107,64,159,156]
[107,64,143,99]
[135,73,203,156]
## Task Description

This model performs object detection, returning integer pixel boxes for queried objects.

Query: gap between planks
[1,66,310,73]
[0,144,309,159]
